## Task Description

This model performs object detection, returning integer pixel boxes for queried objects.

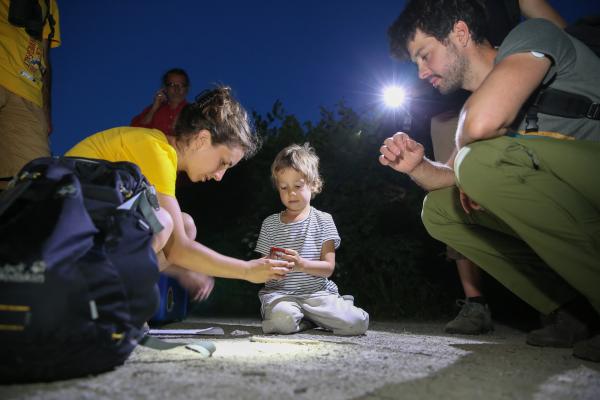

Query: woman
[67,86,291,299]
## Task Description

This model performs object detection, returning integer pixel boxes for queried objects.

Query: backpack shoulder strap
[523,87,600,133]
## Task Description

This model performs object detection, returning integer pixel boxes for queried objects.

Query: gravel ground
[1,318,599,400]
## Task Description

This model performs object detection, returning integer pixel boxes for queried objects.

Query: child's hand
[277,248,305,272]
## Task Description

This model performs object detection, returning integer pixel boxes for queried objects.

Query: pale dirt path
[2,318,599,400]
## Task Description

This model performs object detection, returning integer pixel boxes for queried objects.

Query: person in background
[0,0,60,190]
[255,143,369,336]
[131,68,189,136]
[67,86,292,302]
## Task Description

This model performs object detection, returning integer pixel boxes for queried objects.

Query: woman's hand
[168,267,215,301]
[244,258,292,283]
[186,272,215,302]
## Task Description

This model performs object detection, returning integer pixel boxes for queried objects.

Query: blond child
[255,143,369,335]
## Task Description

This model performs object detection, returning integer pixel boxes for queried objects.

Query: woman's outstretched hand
[244,258,293,283]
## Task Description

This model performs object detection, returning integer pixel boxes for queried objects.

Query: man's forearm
[409,157,456,191]
[140,107,159,125]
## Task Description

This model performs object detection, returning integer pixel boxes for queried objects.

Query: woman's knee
[181,212,197,240]
[152,208,173,253]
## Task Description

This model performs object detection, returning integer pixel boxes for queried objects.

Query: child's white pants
[260,291,369,336]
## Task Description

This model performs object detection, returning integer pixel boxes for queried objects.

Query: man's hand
[459,189,483,214]
[152,89,167,109]
[244,258,292,283]
[379,132,425,174]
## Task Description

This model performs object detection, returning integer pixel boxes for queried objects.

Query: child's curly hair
[174,85,260,158]
[271,143,323,196]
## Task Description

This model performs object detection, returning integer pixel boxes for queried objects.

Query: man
[0,0,61,190]
[380,0,600,361]
[131,68,190,136]
[437,0,567,336]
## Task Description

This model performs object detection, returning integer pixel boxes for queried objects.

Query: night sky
[50,0,600,155]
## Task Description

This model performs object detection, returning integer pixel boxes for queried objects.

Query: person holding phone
[131,68,189,136]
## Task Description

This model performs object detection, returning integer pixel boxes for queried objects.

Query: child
[255,143,369,335]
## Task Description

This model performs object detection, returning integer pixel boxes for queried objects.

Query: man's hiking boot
[573,334,600,362]
[444,299,493,334]
[526,308,590,348]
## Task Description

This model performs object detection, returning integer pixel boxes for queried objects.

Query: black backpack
[0,157,162,383]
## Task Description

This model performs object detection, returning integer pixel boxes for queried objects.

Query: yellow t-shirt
[66,127,178,197]
[0,0,61,106]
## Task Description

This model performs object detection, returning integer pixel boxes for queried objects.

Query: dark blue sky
[51,0,600,155]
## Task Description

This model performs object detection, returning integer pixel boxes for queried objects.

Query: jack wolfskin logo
[0,261,47,283]
[56,184,77,197]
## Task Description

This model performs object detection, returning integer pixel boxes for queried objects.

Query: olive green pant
[422,136,600,315]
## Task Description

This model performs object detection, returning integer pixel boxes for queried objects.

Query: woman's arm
[157,193,290,283]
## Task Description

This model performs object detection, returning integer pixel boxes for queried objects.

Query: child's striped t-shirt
[255,207,341,296]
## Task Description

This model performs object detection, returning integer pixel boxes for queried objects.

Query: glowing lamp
[383,86,406,108]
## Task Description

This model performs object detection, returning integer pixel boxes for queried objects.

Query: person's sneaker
[526,308,590,348]
[573,334,600,362]
[444,299,493,334]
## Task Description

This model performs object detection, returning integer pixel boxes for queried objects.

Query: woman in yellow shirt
[67,86,291,297]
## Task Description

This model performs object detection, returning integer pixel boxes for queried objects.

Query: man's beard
[437,42,467,95]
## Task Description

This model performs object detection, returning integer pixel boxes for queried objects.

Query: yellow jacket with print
[0,0,61,107]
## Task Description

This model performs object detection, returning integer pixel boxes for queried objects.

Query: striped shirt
[255,207,341,296]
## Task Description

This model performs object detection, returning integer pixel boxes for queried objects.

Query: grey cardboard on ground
[2,318,599,400]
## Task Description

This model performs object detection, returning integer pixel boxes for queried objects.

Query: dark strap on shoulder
[523,87,600,133]
[536,88,600,120]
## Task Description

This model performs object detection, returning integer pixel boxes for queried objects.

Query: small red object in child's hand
[270,247,286,258]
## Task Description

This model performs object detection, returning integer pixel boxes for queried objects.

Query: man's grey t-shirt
[496,18,600,142]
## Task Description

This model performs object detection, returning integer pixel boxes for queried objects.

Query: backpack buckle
[586,103,600,120]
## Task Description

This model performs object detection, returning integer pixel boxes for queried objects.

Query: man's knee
[454,141,501,198]
[421,187,458,239]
